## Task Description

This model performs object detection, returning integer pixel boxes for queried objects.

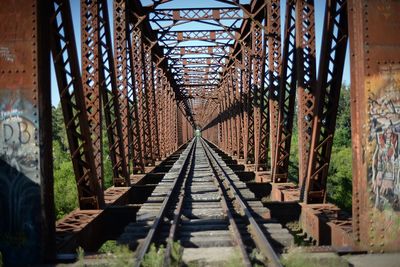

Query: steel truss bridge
[0,0,399,265]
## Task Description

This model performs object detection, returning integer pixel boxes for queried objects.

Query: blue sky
[50,0,350,105]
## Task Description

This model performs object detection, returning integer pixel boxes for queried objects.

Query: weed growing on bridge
[142,244,165,267]
[170,240,183,266]
[98,240,119,254]
[73,245,134,266]
[281,247,348,267]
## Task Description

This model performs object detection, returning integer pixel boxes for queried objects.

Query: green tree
[52,104,78,219]
[288,85,352,213]
[52,104,115,219]
[327,147,352,211]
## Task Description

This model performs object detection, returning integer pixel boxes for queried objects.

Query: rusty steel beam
[271,0,297,183]
[159,30,238,42]
[235,64,244,159]
[98,0,130,186]
[242,45,253,164]
[229,68,239,157]
[295,0,317,195]
[126,25,145,174]
[113,0,131,179]
[149,7,245,21]
[50,0,104,209]
[0,0,55,264]
[142,41,156,165]
[267,0,281,170]
[252,21,268,172]
[150,61,161,161]
[303,0,348,204]
[81,0,104,188]
[349,0,400,252]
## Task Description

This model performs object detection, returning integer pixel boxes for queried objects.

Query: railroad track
[118,137,292,266]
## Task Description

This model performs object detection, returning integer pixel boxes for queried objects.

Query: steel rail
[203,143,253,266]
[200,138,283,267]
[134,139,196,267]
[163,137,252,266]
[163,140,197,266]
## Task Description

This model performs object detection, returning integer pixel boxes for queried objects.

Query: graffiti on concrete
[0,90,41,265]
[369,65,400,211]
[0,90,39,184]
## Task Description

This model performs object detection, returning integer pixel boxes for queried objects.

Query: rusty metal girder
[267,0,281,169]
[159,30,238,42]
[242,45,253,164]
[252,22,267,171]
[296,0,317,195]
[304,0,348,204]
[0,0,54,263]
[170,56,227,64]
[98,0,129,186]
[50,0,104,209]
[235,65,244,159]
[113,0,131,180]
[229,68,239,156]
[271,0,297,183]
[81,0,103,189]
[126,24,145,174]
[349,0,400,252]
[150,61,161,161]
[166,45,230,57]
[140,41,155,166]
[149,7,245,22]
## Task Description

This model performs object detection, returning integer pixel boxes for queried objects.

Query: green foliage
[108,245,134,266]
[170,241,183,266]
[281,247,348,267]
[288,132,299,183]
[52,104,115,219]
[54,161,78,220]
[98,240,119,254]
[287,85,352,213]
[76,246,85,262]
[74,244,134,267]
[142,244,165,267]
[334,86,351,147]
[327,147,352,212]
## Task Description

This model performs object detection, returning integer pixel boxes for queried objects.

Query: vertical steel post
[267,0,281,168]
[349,0,400,252]
[50,0,104,209]
[304,0,348,203]
[295,0,317,196]
[99,0,129,185]
[81,0,104,189]
[0,1,54,264]
[271,0,297,183]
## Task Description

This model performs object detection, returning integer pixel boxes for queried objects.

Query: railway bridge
[0,0,400,266]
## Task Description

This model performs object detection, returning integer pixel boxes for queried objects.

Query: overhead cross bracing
[142,0,253,129]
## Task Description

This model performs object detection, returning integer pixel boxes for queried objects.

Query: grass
[249,249,267,267]
[281,247,348,267]
[142,244,165,267]
[72,245,134,267]
[141,241,184,267]
[170,240,183,266]
[98,240,119,254]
